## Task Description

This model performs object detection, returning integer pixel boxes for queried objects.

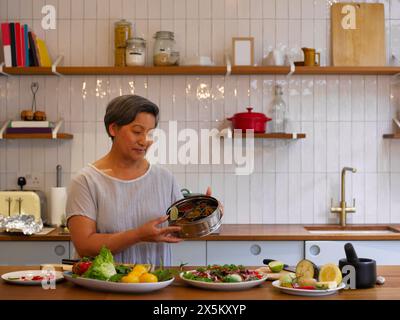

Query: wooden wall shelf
[383,134,400,139]
[1,133,73,140]
[2,66,400,76]
[237,132,306,139]
[223,132,306,139]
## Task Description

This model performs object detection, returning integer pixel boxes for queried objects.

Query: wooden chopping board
[331,3,386,66]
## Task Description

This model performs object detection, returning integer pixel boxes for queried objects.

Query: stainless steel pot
[167,195,222,239]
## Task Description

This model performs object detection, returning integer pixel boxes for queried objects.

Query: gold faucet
[331,167,357,227]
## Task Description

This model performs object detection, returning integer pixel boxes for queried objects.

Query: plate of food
[271,259,346,297]
[63,246,175,293]
[1,270,64,285]
[180,264,267,291]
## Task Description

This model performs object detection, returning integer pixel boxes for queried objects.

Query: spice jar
[114,19,132,48]
[153,31,176,66]
[126,37,146,66]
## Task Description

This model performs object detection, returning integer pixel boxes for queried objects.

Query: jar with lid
[114,19,132,48]
[126,38,146,66]
[153,31,177,66]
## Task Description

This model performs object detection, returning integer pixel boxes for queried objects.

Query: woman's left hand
[205,187,224,217]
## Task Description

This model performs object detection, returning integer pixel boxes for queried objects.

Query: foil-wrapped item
[0,214,43,235]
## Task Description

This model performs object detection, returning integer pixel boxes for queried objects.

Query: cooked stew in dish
[169,198,217,224]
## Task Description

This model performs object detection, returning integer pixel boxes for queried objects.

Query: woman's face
[109,112,156,161]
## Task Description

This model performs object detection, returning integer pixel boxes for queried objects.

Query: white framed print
[232,37,254,66]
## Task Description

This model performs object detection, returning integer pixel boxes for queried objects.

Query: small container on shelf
[114,19,132,67]
[126,37,146,66]
[153,31,177,66]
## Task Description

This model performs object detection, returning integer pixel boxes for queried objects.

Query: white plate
[180,271,268,291]
[1,270,64,285]
[63,272,174,293]
[271,280,346,296]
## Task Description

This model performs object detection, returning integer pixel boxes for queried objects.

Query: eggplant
[295,259,319,280]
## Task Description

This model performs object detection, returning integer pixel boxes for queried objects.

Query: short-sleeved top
[66,163,183,265]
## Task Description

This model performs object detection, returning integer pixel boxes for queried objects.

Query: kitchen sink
[304,225,400,235]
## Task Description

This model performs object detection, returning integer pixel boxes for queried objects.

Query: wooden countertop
[0,265,399,300]
[2,224,400,241]
[0,227,70,241]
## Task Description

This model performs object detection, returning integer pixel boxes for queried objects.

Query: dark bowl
[339,258,377,289]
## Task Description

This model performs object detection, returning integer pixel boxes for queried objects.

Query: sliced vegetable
[295,259,319,280]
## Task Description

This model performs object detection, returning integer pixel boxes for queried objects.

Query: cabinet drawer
[171,241,206,266]
[207,241,304,266]
[305,241,400,266]
[0,241,70,265]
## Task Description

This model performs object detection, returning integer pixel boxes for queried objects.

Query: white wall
[1,0,400,224]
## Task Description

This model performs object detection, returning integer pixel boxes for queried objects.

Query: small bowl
[338,258,377,289]
[166,195,222,239]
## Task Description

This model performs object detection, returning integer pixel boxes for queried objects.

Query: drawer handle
[309,245,320,256]
[250,244,261,256]
[54,245,66,256]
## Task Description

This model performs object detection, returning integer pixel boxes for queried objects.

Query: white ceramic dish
[1,270,64,285]
[63,272,174,293]
[180,271,267,291]
[271,280,346,296]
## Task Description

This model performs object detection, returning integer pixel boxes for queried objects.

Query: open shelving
[1,65,400,76]
[0,120,73,141]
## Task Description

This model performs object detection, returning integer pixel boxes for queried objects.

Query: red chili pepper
[32,276,44,281]
[296,286,316,290]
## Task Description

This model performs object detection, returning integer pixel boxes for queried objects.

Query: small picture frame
[232,37,254,66]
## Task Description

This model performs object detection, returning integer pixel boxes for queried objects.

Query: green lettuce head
[83,246,117,281]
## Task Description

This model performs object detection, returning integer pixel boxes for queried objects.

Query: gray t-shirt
[66,164,183,265]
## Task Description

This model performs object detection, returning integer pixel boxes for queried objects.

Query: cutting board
[331,3,386,66]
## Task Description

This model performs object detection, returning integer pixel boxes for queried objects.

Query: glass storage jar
[153,31,176,66]
[114,19,132,48]
[126,37,146,66]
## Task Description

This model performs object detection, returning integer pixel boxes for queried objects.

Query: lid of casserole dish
[228,107,271,120]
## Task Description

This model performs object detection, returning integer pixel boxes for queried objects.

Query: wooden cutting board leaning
[331,3,386,66]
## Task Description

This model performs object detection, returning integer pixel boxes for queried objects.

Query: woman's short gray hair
[104,95,159,140]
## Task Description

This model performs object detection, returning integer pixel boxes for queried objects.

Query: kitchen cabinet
[0,241,70,265]
[170,241,206,266]
[305,241,400,266]
[206,241,304,266]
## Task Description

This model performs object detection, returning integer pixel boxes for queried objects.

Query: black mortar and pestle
[338,243,377,289]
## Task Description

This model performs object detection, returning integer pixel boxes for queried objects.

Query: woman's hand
[137,215,182,243]
[205,187,224,217]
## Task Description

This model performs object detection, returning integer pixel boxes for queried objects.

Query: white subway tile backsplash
[212,0,225,20]
[250,0,262,19]
[237,0,249,19]
[275,0,288,19]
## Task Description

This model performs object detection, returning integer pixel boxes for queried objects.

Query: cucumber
[295,259,319,280]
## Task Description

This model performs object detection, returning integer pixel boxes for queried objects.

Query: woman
[66,95,212,265]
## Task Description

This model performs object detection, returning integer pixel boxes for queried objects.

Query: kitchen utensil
[180,271,267,291]
[339,243,377,289]
[302,47,320,66]
[272,280,345,297]
[331,3,385,66]
[166,195,222,239]
[63,271,174,293]
[0,191,43,222]
[262,259,296,273]
[344,242,359,264]
[227,107,271,134]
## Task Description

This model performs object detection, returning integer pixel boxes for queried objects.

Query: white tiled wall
[1,0,400,224]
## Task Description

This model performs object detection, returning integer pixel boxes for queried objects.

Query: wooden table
[1,266,400,300]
